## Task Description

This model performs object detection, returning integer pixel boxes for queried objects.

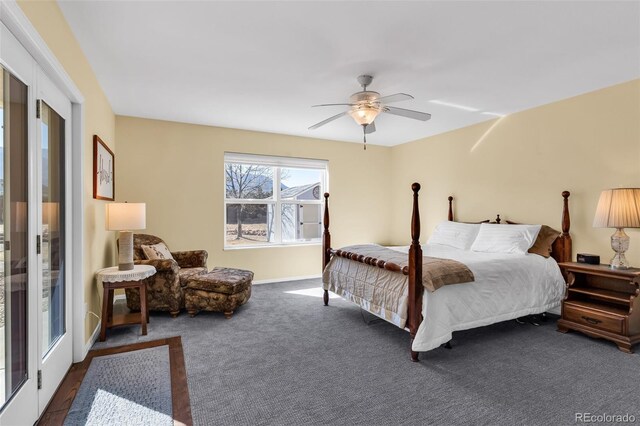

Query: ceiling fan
[308,75,432,149]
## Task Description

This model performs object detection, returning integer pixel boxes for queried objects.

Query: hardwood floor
[37,336,192,426]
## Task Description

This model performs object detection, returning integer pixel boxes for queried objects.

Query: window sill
[223,241,322,251]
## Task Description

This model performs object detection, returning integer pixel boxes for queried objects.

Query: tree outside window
[224,155,327,248]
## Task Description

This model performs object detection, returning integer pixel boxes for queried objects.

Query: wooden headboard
[446,191,572,263]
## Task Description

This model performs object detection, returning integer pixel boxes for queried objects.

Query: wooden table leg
[107,288,115,325]
[99,285,109,342]
[145,278,150,323]
[140,282,148,336]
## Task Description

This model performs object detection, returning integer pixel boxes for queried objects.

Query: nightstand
[557,262,640,353]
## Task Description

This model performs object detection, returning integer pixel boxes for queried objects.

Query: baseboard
[81,296,125,358]
[253,274,321,285]
[83,320,101,358]
[107,277,320,288]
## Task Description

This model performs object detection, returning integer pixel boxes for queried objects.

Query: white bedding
[389,244,566,352]
[324,243,566,353]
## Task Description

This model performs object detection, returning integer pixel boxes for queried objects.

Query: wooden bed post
[408,183,423,362]
[447,196,454,221]
[562,191,571,234]
[551,191,572,264]
[560,191,572,262]
[323,192,331,306]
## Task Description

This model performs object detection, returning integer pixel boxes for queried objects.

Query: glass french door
[36,72,72,415]
[0,21,38,425]
[0,21,73,425]
[39,101,65,357]
[0,56,31,422]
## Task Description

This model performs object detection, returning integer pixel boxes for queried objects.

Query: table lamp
[593,188,640,269]
[106,202,146,271]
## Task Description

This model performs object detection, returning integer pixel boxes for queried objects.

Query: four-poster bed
[321,183,572,361]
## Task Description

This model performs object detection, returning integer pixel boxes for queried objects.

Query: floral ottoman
[185,267,253,318]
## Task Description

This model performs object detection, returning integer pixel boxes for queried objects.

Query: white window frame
[223,152,328,249]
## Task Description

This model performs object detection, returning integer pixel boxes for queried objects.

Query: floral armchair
[125,234,208,317]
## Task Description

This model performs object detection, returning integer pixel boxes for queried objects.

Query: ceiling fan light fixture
[348,105,381,126]
[307,75,431,146]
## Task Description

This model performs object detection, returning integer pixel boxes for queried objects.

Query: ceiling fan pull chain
[363,126,367,150]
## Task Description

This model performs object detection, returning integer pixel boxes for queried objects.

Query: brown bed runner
[334,244,475,292]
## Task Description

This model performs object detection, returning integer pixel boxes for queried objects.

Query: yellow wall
[18,1,116,342]
[115,117,392,281]
[116,80,640,281]
[390,79,640,265]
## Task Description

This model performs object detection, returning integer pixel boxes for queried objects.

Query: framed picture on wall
[93,135,115,200]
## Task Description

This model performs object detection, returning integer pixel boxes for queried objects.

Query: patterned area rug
[39,337,191,426]
[64,346,172,426]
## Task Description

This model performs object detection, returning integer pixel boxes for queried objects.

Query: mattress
[324,243,566,353]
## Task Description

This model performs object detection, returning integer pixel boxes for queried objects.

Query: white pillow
[427,221,481,250]
[141,242,174,260]
[470,223,542,254]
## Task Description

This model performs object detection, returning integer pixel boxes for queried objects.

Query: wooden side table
[97,265,156,342]
[557,262,640,353]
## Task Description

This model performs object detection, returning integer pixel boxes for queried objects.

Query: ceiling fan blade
[308,111,348,130]
[312,103,356,108]
[375,93,414,104]
[364,122,376,134]
[384,106,431,121]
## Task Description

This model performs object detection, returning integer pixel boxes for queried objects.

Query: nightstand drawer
[564,304,624,334]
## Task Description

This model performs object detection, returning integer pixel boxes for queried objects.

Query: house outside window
[224,153,328,248]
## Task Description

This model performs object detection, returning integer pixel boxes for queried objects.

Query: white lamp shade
[593,188,640,228]
[13,201,28,232]
[43,202,60,233]
[105,203,146,231]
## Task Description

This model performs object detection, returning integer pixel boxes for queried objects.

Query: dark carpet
[93,279,640,426]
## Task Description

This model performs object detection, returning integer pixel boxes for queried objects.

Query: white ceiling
[58,1,640,146]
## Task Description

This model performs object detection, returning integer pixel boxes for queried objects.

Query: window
[224,153,328,248]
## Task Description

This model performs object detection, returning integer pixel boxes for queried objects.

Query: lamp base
[118,230,134,271]
[609,228,630,270]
